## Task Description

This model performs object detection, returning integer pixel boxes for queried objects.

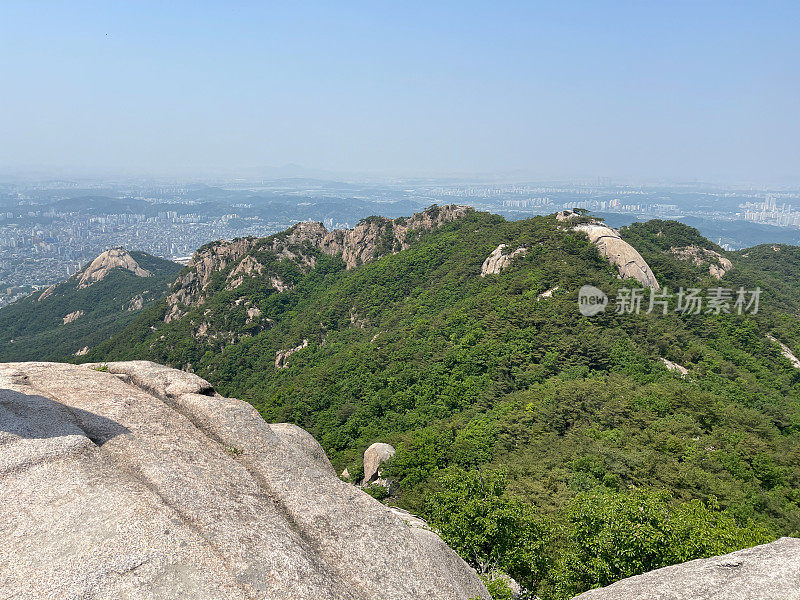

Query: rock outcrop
[127,294,145,311]
[574,223,660,290]
[766,334,800,369]
[480,244,528,276]
[275,339,309,369]
[77,248,152,289]
[538,286,559,300]
[166,238,261,322]
[37,284,56,302]
[363,442,396,484]
[670,245,733,279]
[0,361,489,600]
[62,309,84,324]
[164,206,472,321]
[573,537,800,600]
[661,357,689,377]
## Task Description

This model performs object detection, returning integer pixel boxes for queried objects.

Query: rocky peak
[76,248,152,289]
[165,238,260,322]
[165,205,472,320]
[268,204,473,270]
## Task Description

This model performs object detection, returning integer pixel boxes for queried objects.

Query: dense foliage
[431,468,771,599]
[88,210,800,597]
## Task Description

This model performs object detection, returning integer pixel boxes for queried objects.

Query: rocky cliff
[0,250,181,362]
[0,360,488,600]
[164,205,472,321]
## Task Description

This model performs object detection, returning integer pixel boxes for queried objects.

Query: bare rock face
[480,244,528,277]
[62,309,84,324]
[77,248,152,289]
[37,284,56,302]
[363,442,396,484]
[572,537,800,600]
[0,361,489,600]
[556,210,581,222]
[538,286,559,300]
[574,223,660,290]
[127,294,144,311]
[661,357,689,377]
[275,339,309,369]
[165,238,260,322]
[766,334,800,369]
[670,245,733,280]
[164,206,473,321]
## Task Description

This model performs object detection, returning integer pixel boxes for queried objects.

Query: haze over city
[2,1,799,184]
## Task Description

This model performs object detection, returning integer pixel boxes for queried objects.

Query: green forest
[81,209,800,598]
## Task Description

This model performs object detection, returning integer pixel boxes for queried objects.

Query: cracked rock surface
[575,223,660,290]
[0,360,488,600]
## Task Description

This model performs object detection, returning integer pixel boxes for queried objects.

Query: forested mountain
[0,249,181,361]
[88,207,800,599]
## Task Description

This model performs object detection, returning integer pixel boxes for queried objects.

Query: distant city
[2,176,800,307]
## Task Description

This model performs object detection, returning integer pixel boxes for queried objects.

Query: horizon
[2,1,799,185]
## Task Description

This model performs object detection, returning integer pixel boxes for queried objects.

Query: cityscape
[3,176,800,308]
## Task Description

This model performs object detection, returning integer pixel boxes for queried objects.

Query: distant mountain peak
[76,248,152,289]
[164,204,473,322]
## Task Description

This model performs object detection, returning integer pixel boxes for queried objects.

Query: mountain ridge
[0,249,181,361]
[32,208,800,598]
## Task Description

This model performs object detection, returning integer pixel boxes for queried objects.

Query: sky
[1,1,798,183]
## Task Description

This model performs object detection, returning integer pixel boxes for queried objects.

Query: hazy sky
[1,1,798,182]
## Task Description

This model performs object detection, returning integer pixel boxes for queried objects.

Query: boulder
[488,571,522,599]
[0,361,489,600]
[670,245,733,280]
[572,537,800,600]
[574,223,660,290]
[363,442,396,484]
[480,244,527,276]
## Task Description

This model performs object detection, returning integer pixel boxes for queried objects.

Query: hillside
[89,207,800,599]
[0,249,181,361]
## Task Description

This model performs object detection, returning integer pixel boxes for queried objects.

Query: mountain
[0,249,181,361]
[2,359,796,600]
[88,207,800,599]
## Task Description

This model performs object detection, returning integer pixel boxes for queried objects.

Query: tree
[425,468,548,591]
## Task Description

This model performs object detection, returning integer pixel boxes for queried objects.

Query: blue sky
[1,1,798,182]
